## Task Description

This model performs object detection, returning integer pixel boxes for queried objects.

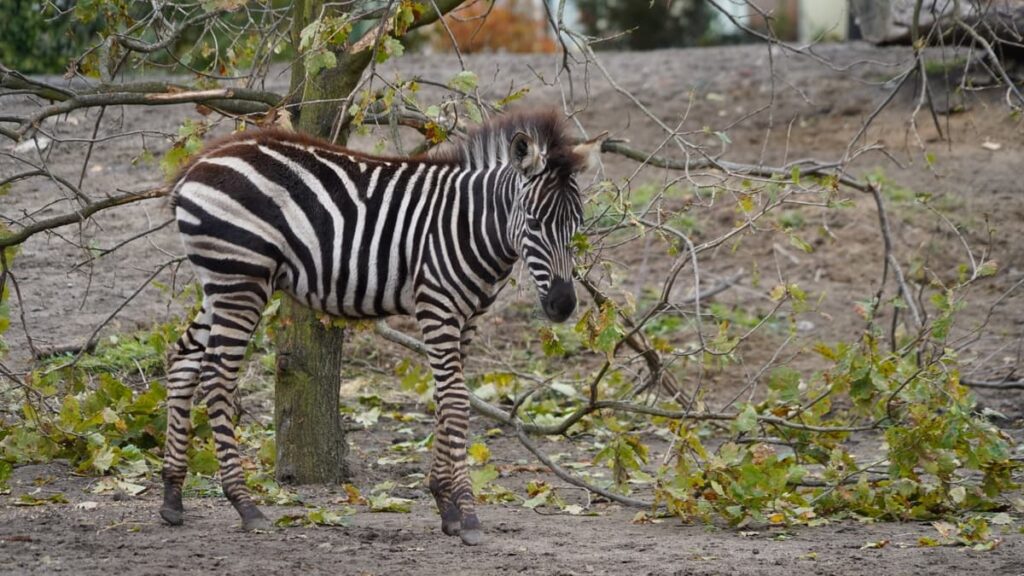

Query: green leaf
[89,444,116,473]
[977,260,998,277]
[368,493,413,513]
[354,406,380,427]
[274,514,307,528]
[789,233,814,253]
[377,36,405,63]
[733,404,758,434]
[523,489,551,509]
[306,507,352,526]
[496,87,530,108]
[539,327,566,357]
[464,99,483,124]
[767,367,801,402]
[189,446,219,475]
[299,20,320,51]
[305,49,337,77]
[0,461,10,491]
[949,485,966,505]
[15,492,68,506]
[160,146,189,180]
[470,464,499,495]
[549,381,576,398]
[449,70,478,93]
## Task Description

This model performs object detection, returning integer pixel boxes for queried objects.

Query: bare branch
[0,187,167,249]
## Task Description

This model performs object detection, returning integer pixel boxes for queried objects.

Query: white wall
[800,0,848,42]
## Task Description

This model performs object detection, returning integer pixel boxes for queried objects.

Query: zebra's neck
[427,161,522,273]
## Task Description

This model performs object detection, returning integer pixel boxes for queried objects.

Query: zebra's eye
[527,218,542,232]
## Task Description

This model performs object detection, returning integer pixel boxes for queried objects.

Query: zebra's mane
[170,110,582,202]
[430,109,584,176]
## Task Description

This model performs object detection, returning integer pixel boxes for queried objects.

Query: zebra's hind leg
[199,292,270,531]
[160,305,213,526]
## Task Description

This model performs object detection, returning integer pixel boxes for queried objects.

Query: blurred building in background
[723,0,849,42]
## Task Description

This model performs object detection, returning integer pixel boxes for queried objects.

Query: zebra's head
[508,129,605,323]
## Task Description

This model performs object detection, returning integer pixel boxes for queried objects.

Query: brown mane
[429,108,585,176]
[170,108,583,206]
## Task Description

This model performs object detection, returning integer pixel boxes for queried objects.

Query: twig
[513,426,650,509]
[0,187,167,249]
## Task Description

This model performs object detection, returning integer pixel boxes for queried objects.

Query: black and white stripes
[159,110,594,545]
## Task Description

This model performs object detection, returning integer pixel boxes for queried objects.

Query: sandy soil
[2,43,1024,574]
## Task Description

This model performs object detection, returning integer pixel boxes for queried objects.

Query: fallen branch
[376,320,879,435]
[962,379,1024,390]
[513,426,651,509]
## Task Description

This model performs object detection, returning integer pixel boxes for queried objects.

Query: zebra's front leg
[425,337,483,545]
[429,317,478,537]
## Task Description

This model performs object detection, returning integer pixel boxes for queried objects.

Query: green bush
[0,0,103,74]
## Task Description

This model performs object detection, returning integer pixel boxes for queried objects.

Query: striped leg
[430,314,480,532]
[459,315,480,367]
[422,317,482,546]
[199,292,269,531]
[160,306,213,526]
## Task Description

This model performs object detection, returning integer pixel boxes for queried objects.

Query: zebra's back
[172,131,442,318]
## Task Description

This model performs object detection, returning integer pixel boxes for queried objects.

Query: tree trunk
[274,302,348,484]
[274,0,467,486]
[273,0,356,486]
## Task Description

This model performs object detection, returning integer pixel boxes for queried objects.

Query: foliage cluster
[0,0,104,73]
[430,0,557,54]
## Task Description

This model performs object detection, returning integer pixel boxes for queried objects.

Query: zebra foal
[162,109,601,545]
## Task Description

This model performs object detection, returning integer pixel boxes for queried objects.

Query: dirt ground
[2,43,1024,575]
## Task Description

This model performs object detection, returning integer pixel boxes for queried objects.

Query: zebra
[160,109,603,545]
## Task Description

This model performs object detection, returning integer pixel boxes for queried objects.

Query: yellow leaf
[468,442,490,465]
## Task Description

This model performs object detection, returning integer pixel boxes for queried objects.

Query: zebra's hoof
[459,528,484,546]
[441,517,461,536]
[159,506,184,526]
[241,514,273,532]
[238,504,272,532]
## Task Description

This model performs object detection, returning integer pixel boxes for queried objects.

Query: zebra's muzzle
[542,278,577,323]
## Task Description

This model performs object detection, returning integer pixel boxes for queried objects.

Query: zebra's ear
[511,131,544,177]
[571,131,609,173]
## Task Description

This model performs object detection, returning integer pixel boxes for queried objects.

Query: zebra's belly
[275,271,415,319]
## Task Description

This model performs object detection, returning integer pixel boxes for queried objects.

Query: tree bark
[274,302,348,484]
